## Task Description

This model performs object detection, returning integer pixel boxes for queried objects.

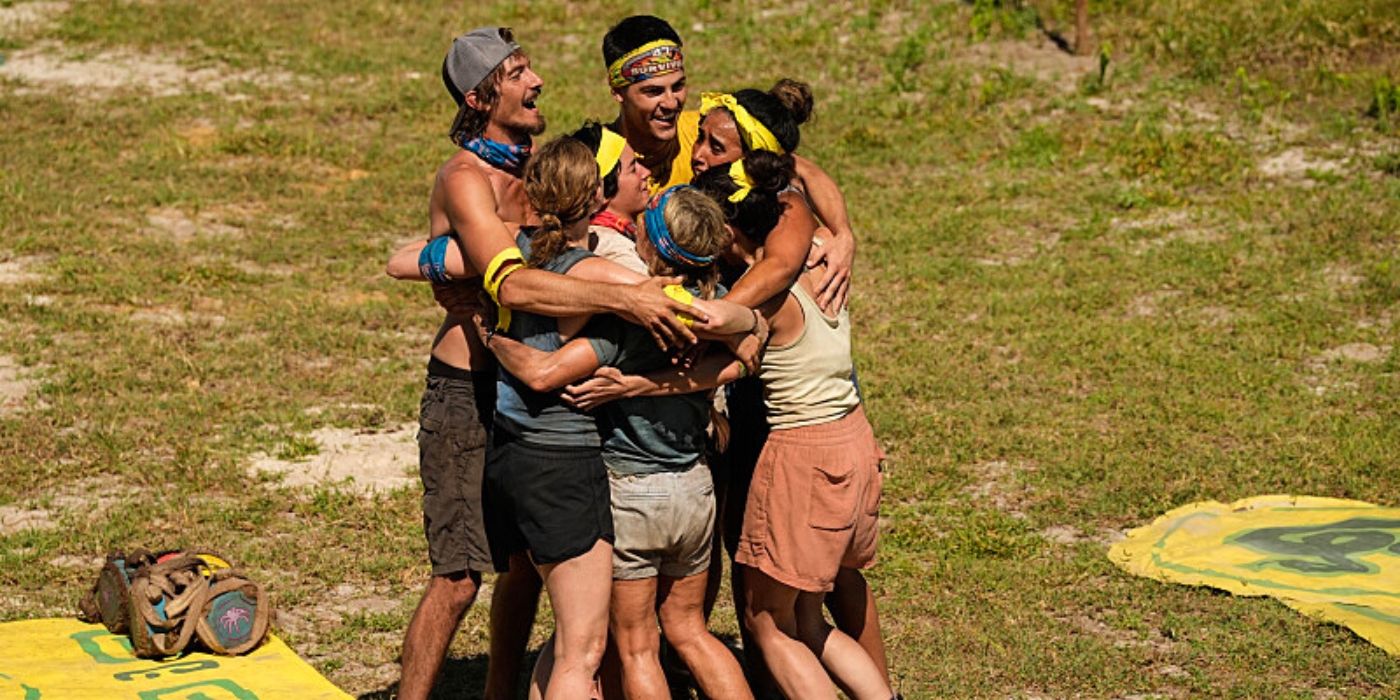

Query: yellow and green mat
[0,618,349,699]
[1110,495,1400,655]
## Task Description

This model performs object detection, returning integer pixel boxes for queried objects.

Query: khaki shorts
[735,406,883,593]
[610,462,716,580]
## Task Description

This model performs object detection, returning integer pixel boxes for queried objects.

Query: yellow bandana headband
[727,160,753,203]
[699,92,785,155]
[595,128,626,178]
[608,40,684,89]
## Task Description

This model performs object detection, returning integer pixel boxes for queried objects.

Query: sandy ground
[251,423,420,494]
[0,40,294,98]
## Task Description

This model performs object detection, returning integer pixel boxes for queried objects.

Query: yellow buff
[595,127,626,178]
[662,284,697,327]
[727,159,754,203]
[483,246,525,331]
[699,92,785,155]
[608,40,684,89]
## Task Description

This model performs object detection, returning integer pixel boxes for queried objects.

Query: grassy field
[1,0,1397,697]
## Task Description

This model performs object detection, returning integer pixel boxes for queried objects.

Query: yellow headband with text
[699,92,785,155]
[608,40,684,89]
[595,128,626,178]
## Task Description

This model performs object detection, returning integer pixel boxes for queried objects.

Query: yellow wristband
[663,284,697,327]
[483,247,525,305]
[483,247,525,332]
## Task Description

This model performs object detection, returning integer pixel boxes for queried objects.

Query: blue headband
[644,185,714,269]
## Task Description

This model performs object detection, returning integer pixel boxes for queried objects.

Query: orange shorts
[735,406,883,593]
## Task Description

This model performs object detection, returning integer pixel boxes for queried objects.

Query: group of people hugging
[384,15,893,700]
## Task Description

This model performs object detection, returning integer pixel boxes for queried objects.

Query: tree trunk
[1075,0,1091,55]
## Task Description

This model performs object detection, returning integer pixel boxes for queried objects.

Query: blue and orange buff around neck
[462,136,531,173]
[644,185,714,269]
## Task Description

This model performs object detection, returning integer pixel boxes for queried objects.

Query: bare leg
[531,540,613,700]
[599,637,625,700]
[658,572,753,700]
[741,568,835,699]
[487,553,543,700]
[731,563,775,693]
[527,636,553,700]
[702,527,725,620]
[610,578,667,699]
[398,570,481,700]
[825,568,889,685]
[795,589,890,700]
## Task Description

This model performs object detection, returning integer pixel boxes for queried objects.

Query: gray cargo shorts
[609,461,715,580]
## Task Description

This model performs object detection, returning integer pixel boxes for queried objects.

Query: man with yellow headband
[602,15,859,314]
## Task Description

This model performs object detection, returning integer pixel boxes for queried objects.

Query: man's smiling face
[614,69,687,143]
[491,53,546,136]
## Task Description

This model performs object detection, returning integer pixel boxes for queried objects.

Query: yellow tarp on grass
[0,618,350,699]
[1109,495,1400,655]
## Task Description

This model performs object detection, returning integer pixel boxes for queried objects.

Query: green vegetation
[1,0,1396,696]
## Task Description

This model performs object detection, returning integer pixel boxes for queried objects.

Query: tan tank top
[759,283,860,430]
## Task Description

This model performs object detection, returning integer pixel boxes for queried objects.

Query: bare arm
[792,154,856,313]
[724,191,818,309]
[479,332,603,393]
[441,168,705,349]
[562,350,747,411]
[569,258,758,338]
[385,237,471,280]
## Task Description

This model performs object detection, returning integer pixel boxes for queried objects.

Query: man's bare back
[427,149,533,370]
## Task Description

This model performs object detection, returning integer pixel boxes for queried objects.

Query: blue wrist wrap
[418,235,453,284]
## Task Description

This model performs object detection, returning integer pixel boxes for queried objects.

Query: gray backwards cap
[443,27,521,104]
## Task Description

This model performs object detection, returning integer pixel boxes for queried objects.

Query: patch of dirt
[963,459,1034,518]
[0,41,294,98]
[1321,263,1364,291]
[129,306,227,327]
[48,475,141,514]
[0,1,67,35]
[1357,308,1395,331]
[0,505,56,536]
[1125,289,1183,319]
[1040,524,1127,546]
[1301,343,1391,396]
[143,206,246,241]
[0,255,48,285]
[1318,343,1390,364]
[974,224,1062,266]
[250,423,419,494]
[231,260,295,278]
[961,36,1097,92]
[1113,210,1226,254]
[1056,610,1177,653]
[0,356,41,416]
[49,554,102,569]
[327,583,399,616]
[176,118,219,147]
[1257,148,1345,179]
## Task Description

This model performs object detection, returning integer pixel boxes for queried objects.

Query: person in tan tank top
[697,153,891,700]
[562,151,894,698]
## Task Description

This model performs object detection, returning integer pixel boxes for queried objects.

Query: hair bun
[742,151,792,195]
[770,79,813,126]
